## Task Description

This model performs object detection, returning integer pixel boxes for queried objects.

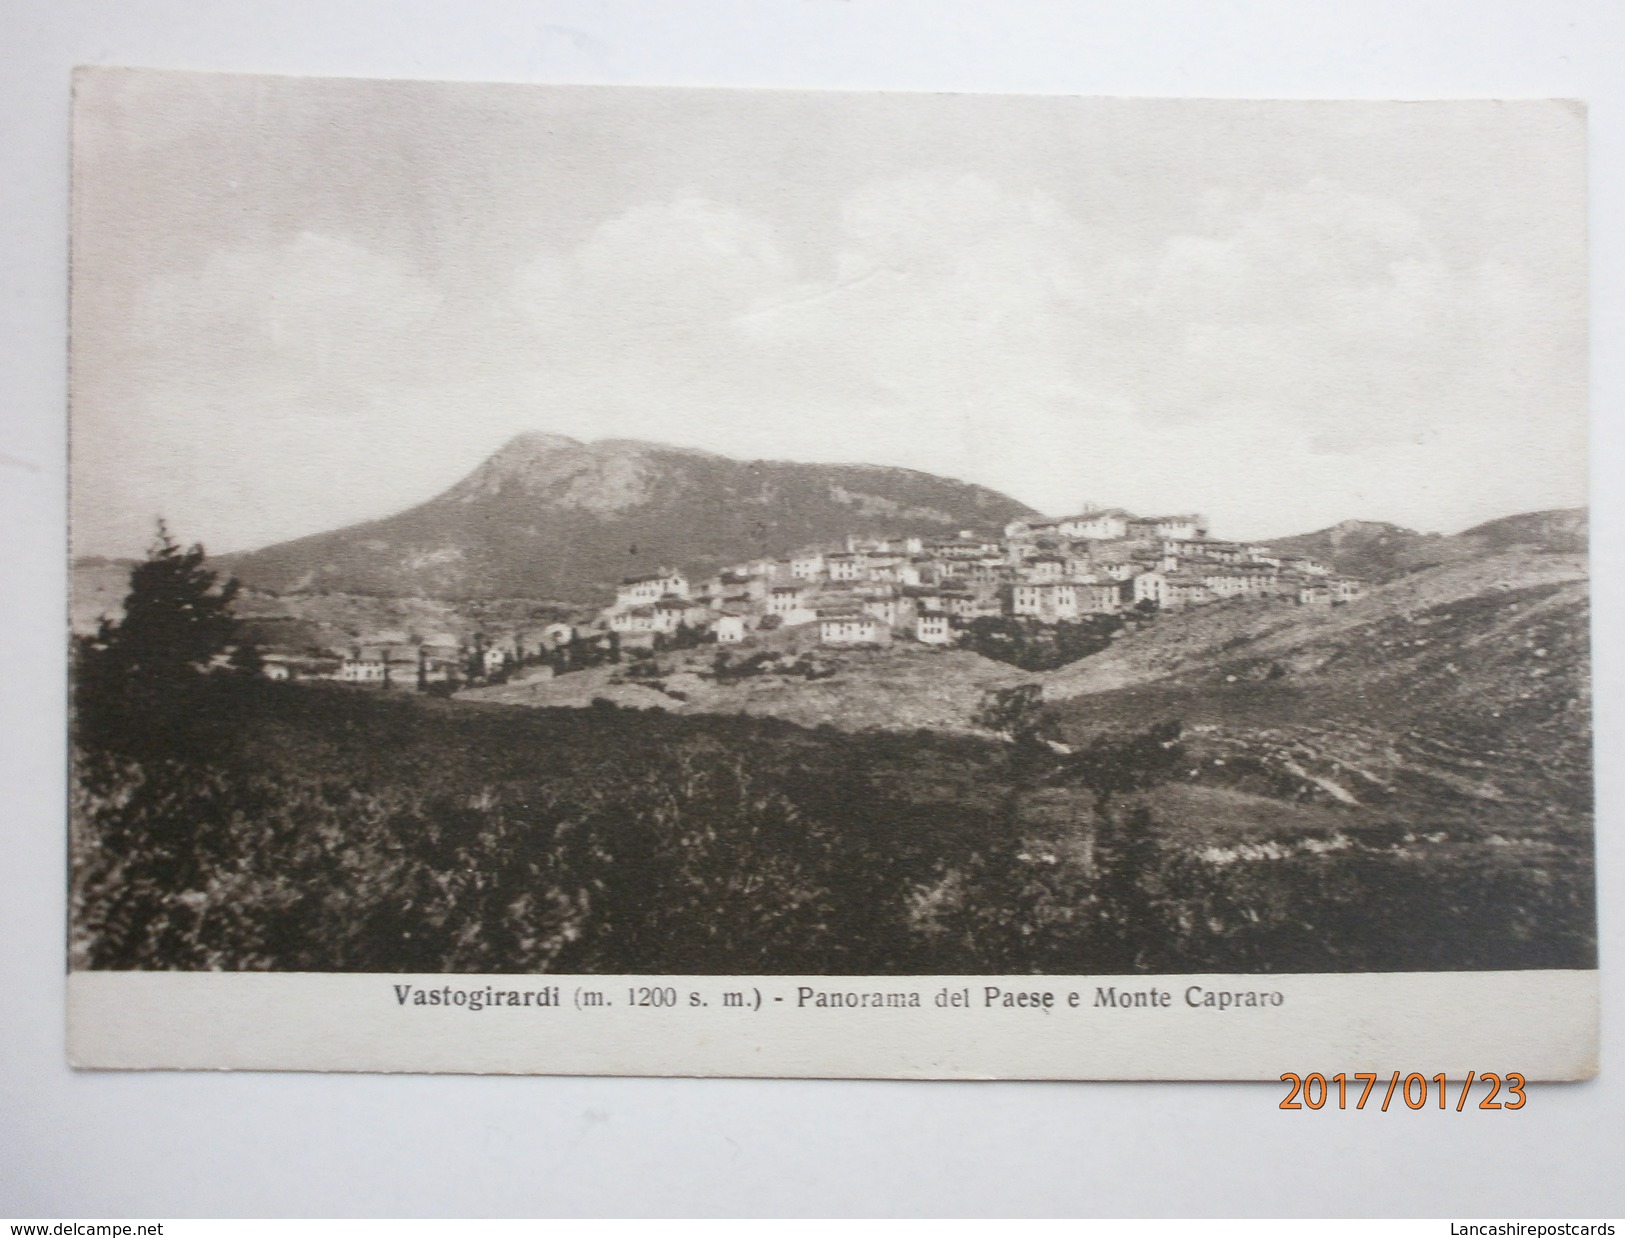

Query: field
[69,670,1594,975]
[463,641,1040,735]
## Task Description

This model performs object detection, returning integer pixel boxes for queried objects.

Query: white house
[1080,583,1123,614]
[1095,559,1139,582]
[339,647,388,683]
[825,553,862,582]
[1202,571,1257,599]
[1298,582,1335,605]
[915,614,953,645]
[1010,583,1078,621]
[866,556,907,583]
[944,591,1001,620]
[1128,515,1205,541]
[767,585,819,626]
[1024,556,1066,583]
[1282,557,1331,577]
[1057,510,1129,540]
[651,598,707,634]
[714,614,748,643]
[818,610,889,646]
[614,571,689,610]
[767,584,806,614]
[1011,583,1046,617]
[1162,575,1216,610]
[863,595,916,629]
[610,605,658,634]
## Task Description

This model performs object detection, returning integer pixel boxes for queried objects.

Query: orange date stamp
[1279,1071,1527,1111]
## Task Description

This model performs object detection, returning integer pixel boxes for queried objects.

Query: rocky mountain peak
[223,434,1039,602]
[491,430,584,460]
[453,432,652,510]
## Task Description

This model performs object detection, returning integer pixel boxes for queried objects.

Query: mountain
[1264,508,1586,580]
[221,433,1039,602]
[1456,507,1588,554]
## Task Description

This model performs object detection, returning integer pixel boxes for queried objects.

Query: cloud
[135,232,443,400]
[548,172,1577,534]
[730,172,1114,460]
[517,195,792,357]
[493,170,1583,535]
[1137,180,1464,438]
[82,169,1583,558]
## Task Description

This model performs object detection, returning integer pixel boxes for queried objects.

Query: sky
[69,69,1588,558]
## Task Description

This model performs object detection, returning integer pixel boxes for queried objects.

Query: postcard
[67,68,1595,1078]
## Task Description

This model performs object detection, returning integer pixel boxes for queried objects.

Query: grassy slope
[462,643,1038,734]
[1036,549,1592,925]
[1043,548,1585,697]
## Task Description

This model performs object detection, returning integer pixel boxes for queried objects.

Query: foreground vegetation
[70,674,1594,974]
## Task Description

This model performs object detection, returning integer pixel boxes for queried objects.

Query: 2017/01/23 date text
[1280,1071,1527,1111]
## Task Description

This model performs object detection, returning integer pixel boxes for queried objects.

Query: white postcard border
[68,969,1598,1080]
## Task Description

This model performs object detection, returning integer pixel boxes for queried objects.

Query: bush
[959,615,1124,671]
[69,677,1595,976]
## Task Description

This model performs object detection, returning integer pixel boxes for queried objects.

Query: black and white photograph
[65,68,1595,1077]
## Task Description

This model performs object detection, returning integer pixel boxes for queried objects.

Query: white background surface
[3,0,1622,1218]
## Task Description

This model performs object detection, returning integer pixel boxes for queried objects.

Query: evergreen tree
[73,521,250,753]
[82,521,242,687]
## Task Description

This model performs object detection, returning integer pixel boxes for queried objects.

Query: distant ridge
[1457,507,1587,554]
[222,434,1039,602]
[1264,508,1586,581]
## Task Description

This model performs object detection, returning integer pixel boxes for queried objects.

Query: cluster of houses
[260,623,579,687]
[261,507,1366,684]
[599,507,1365,651]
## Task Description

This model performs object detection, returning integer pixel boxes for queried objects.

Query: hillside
[220,433,1037,603]
[462,641,1037,735]
[1457,507,1588,554]
[458,537,1590,750]
[1043,546,1586,699]
[1263,507,1585,580]
[1040,546,1591,866]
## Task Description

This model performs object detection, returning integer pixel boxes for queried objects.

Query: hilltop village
[599,508,1364,649]
[243,507,1366,687]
